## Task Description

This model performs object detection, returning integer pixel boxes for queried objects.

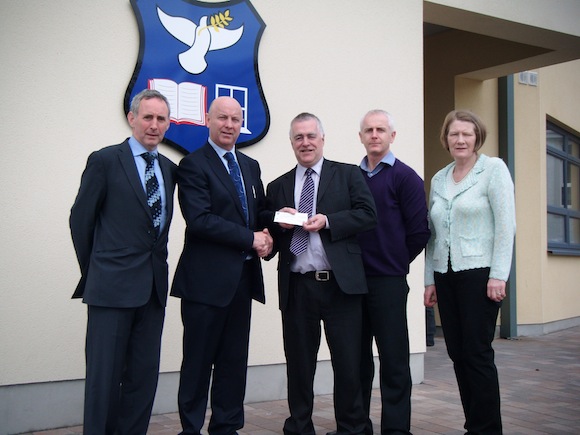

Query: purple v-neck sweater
[357,159,430,276]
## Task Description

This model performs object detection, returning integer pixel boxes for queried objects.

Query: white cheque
[274,211,308,226]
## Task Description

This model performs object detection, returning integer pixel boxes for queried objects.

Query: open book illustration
[149,78,207,125]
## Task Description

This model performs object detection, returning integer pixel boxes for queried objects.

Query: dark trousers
[84,293,165,435]
[435,267,502,435]
[426,306,436,346]
[361,276,412,435]
[178,264,253,435]
[282,273,366,435]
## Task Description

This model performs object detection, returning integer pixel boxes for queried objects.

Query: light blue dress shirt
[359,149,396,177]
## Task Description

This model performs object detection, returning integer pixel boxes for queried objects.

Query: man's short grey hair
[360,110,396,132]
[289,112,325,137]
[130,89,171,116]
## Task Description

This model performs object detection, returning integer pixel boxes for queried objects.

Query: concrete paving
[23,325,580,434]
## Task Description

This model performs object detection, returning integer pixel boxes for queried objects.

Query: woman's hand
[424,285,437,307]
[487,278,506,303]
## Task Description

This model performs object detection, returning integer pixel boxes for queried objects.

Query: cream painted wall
[455,77,499,155]
[513,71,545,324]
[1,0,426,387]
[537,61,580,324]
[2,0,145,386]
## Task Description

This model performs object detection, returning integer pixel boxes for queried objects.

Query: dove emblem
[126,0,269,153]
[157,7,244,75]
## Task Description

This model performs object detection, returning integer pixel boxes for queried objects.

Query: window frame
[546,119,580,256]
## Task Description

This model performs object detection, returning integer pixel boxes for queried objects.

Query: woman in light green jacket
[424,110,516,435]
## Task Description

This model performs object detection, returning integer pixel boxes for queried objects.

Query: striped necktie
[290,168,314,256]
[141,152,162,235]
[224,152,249,225]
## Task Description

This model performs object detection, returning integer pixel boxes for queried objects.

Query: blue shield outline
[125,0,269,154]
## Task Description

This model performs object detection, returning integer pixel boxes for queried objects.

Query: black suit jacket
[265,159,377,311]
[171,143,266,307]
[70,140,177,307]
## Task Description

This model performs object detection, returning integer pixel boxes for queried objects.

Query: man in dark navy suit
[265,113,377,435]
[70,89,177,434]
[171,96,273,435]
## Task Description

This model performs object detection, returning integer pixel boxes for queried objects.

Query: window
[546,120,580,255]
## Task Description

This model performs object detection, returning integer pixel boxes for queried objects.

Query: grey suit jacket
[70,139,177,307]
[265,159,377,311]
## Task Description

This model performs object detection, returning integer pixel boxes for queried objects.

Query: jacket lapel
[204,143,247,223]
[158,154,174,234]
[458,154,486,193]
[282,168,298,208]
[159,157,173,210]
[433,154,487,201]
[317,159,334,203]
[432,164,451,200]
[118,140,150,217]
[237,152,255,224]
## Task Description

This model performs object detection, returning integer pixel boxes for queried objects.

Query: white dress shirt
[291,158,332,273]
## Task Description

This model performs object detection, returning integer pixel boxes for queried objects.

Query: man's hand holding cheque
[274,207,326,232]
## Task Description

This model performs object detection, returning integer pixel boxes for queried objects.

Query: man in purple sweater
[356,110,430,435]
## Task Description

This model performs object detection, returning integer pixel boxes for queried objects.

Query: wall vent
[518,71,538,87]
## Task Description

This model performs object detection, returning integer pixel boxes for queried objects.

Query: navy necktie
[141,152,162,236]
[290,168,314,256]
[224,152,248,225]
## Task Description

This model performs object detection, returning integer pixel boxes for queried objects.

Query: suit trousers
[434,267,502,435]
[360,276,411,435]
[178,262,254,435]
[282,272,366,435]
[84,292,165,435]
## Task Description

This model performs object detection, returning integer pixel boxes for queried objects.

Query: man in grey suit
[70,89,177,435]
[265,113,377,435]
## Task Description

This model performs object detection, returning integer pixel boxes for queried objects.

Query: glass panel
[547,213,565,243]
[547,154,564,207]
[547,129,564,151]
[569,139,580,158]
[571,218,580,244]
[568,163,579,211]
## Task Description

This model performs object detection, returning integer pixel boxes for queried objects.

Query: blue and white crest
[125,0,269,154]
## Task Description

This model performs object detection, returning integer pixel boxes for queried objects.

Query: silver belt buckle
[315,270,330,281]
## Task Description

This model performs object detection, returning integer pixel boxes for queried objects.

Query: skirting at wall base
[1,353,424,434]
[516,316,580,337]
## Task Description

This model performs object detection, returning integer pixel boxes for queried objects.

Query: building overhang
[424,1,580,79]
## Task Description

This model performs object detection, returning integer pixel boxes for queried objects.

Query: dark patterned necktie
[290,168,314,256]
[224,152,248,225]
[141,152,162,235]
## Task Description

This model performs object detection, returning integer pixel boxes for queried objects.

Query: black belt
[293,270,333,282]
